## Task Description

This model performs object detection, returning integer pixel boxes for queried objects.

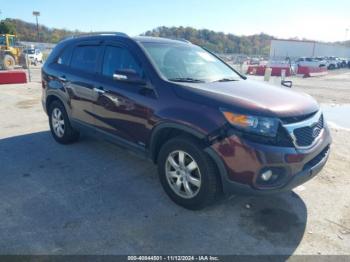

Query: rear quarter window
[70,45,102,73]
[56,45,73,66]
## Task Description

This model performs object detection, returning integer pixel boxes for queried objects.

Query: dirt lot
[0,68,349,256]
[291,69,350,104]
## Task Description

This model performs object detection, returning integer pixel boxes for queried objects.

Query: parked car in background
[296,57,326,68]
[314,57,328,67]
[339,58,348,68]
[326,57,341,70]
[23,48,43,65]
[249,57,260,65]
[42,33,331,209]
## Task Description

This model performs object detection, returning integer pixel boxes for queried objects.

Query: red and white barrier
[297,66,328,78]
[247,65,291,77]
[0,70,27,85]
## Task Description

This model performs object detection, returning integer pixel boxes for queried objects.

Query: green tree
[0,20,16,34]
[143,26,275,55]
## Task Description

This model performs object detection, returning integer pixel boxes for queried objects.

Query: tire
[157,136,221,210]
[48,100,79,144]
[3,54,15,70]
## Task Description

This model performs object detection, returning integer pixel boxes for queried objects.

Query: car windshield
[141,42,241,83]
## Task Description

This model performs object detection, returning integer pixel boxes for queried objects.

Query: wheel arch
[45,93,71,118]
[149,123,207,164]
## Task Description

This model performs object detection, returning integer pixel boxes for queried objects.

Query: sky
[1,0,349,42]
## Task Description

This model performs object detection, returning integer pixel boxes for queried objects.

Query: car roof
[61,34,190,45]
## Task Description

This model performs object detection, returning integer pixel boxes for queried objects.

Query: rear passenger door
[66,43,103,126]
[92,43,155,147]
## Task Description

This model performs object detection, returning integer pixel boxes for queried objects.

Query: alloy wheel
[51,108,65,138]
[165,150,202,199]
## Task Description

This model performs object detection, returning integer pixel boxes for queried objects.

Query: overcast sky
[1,0,349,42]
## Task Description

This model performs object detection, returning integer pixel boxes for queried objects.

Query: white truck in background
[23,48,43,65]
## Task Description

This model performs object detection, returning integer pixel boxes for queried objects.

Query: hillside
[0,18,81,43]
[143,26,274,55]
[0,18,275,55]
[1,18,349,55]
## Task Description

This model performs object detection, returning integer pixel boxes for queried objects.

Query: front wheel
[3,54,15,70]
[48,100,79,144]
[157,136,221,210]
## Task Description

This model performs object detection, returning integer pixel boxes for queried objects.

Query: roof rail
[177,38,192,44]
[71,32,129,38]
[166,37,191,44]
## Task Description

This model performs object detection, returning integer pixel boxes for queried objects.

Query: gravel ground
[0,68,349,256]
[291,69,350,104]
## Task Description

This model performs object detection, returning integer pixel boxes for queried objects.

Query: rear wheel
[157,136,221,210]
[3,54,15,70]
[48,100,79,144]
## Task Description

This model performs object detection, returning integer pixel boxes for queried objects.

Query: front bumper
[206,125,331,195]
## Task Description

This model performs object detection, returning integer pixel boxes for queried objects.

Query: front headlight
[221,110,279,137]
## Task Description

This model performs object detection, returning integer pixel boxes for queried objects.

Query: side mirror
[113,69,146,85]
[281,80,293,88]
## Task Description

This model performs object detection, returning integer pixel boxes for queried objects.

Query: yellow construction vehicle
[0,34,26,70]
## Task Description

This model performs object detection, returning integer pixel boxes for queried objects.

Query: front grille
[293,115,324,147]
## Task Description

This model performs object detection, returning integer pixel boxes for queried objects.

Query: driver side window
[102,46,143,78]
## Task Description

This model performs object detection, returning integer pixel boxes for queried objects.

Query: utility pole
[346,28,349,41]
[32,11,40,42]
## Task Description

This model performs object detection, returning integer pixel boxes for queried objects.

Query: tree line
[0,18,81,43]
[1,18,349,56]
[0,18,275,55]
[143,26,274,55]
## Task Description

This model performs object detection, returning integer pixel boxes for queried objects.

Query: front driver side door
[92,44,157,147]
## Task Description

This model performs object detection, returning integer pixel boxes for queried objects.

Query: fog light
[257,167,286,187]
[261,170,273,181]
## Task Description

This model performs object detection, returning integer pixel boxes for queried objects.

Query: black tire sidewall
[158,137,218,209]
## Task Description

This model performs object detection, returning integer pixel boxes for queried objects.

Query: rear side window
[57,45,73,66]
[70,45,101,73]
[102,46,142,77]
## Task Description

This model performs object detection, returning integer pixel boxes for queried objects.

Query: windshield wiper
[168,77,205,83]
[214,78,239,82]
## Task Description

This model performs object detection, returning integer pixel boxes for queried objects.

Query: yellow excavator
[0,34,26,70]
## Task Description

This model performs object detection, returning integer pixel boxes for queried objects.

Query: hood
[173,79,319,118]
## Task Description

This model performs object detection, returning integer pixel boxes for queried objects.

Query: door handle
[58,75,67,82]
[93,87,106,94]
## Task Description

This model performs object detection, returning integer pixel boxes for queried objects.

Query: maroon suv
[42,33,331,209]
